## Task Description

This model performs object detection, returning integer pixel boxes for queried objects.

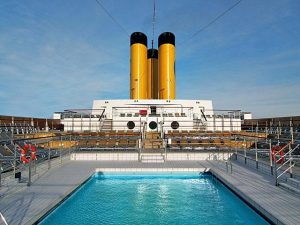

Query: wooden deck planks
[206,161,300,225]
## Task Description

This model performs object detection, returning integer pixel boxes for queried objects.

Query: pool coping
[210,169,276,225]
[4,161,298,225]
[26,172,94,225]
[29,167,209,224]
[33,167,273,225]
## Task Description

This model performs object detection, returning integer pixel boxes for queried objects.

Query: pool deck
[0,160,299,225]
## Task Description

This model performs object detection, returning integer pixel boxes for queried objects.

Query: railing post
[34,158,36,174]
[138,139,141,162]
[164,139,167,161]
[269,140,273,175]
[27,159,32,186]
[60,148,62,166]
[274,156,278,186]
[0,161,2,187]
[59,136,63,166]
[12,134,16,176]
[289,143,293,178]
[235,136,237,160]
[265,121,268,143]
[226,161,228,172]
[290,119,294,144]
[244,139,247,164]
[255,137,258,169]
[48,147,51,170]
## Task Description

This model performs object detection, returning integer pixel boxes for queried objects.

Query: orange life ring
[271,145,284,164]
[21,144,37,164]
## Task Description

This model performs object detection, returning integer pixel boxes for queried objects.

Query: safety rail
[274,143,300,186]
[0,212,8,225]
[234,152,273,175]
[0,148,74,191]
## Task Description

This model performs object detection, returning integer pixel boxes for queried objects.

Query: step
[141,154,165,163]
[279,182,300,195]
[287,178,300,189]
[141,159,165,163]
[141,155,164,159]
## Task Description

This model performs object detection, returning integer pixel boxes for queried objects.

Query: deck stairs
[100,119,113,131]
[140,132,165,163]
[143,132,163,149]
[140,153,165,163]
[193,119,206,131]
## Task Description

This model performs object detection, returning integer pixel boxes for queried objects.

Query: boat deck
[0,160,299,225]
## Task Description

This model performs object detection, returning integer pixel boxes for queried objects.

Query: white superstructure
[60,99,241,132]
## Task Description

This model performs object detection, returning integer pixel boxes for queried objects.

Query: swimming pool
[39,173,269,225]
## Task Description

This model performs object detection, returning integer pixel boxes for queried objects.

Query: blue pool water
[39,173,269,225]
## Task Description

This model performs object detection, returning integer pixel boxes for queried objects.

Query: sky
[0,0,300,119]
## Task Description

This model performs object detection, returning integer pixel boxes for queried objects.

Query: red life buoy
[271,145,284,164]
[21,144,37,164]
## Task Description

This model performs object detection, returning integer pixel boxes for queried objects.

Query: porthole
[171,121,179,129]
[149,121,157,130]
[127,121,135,129]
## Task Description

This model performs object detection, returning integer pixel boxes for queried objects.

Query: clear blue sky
[0,0,299,118]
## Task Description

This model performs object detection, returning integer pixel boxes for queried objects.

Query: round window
[149,121,157,130]
[127,121,135,129]
[171,121,179,129]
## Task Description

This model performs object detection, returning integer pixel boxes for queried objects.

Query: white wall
[61,99,241,132]
[71,152,233,161]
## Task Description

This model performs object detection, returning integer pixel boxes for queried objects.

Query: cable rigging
[178,0,243,45]
[95,0,129,37]
[151,0,156,49]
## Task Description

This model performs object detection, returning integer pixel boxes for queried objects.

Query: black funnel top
[130,32,147,46]
[147,49,158,58]
[158,32,175,47]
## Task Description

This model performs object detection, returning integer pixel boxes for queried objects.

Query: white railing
[0,212,8,225]
[274,144,300,186]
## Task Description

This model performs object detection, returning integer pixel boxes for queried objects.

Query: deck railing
[0,212,8,225]
[274,143,300,185]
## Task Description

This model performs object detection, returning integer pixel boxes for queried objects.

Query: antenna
[151,0,156,49]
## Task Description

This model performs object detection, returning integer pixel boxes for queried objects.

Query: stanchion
[0,161,2,187]
[255,139,258,169]
[269,140,273,175]
[34,158,36,174]
[27,160,31,186]
[244,139,247,164]
[60,149,62,166]
[274,155,278,186]
[289,143,293,178]
[48,147,51,170]
[255,123,258,169]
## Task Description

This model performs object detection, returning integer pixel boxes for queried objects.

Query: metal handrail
[273,142,291,159]
[277,162,295,180]
[0,212,8,225]
[274,143,300,185]
[277,157,294,171]
[276,144,299,166]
